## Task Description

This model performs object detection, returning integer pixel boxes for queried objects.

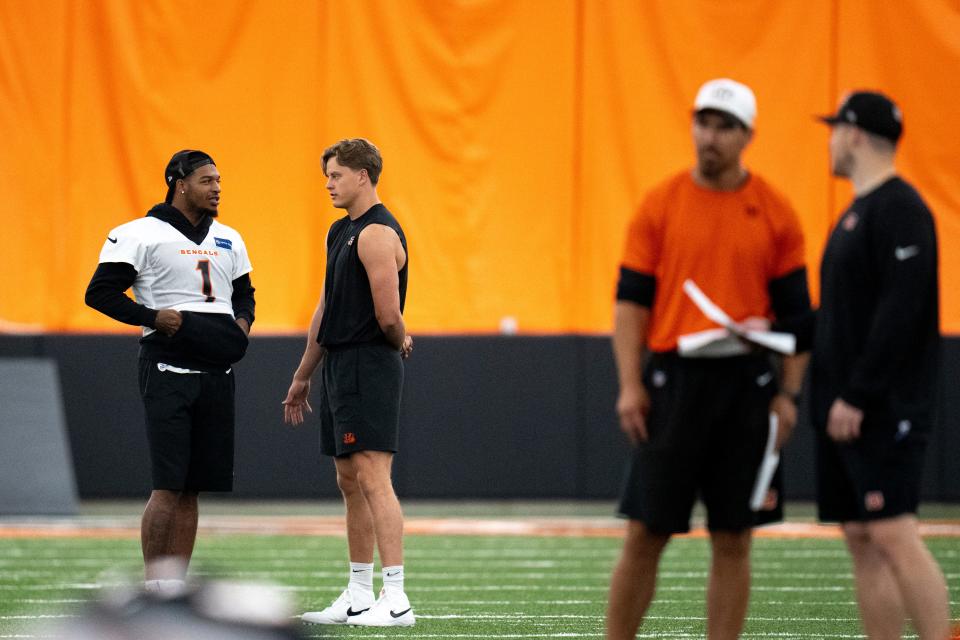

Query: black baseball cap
[164,150,215,203]
[817,91,903,144]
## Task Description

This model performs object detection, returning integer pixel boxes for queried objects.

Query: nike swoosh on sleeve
[894,245,919,261]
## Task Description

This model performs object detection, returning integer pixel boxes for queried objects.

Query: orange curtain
[316,1,578,333]
[1,0,958,334]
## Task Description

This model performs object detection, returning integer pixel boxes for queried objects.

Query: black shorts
[815,413,928,523]
[138,359,235,492]
[319,343,404,457]
[617,353,781,534]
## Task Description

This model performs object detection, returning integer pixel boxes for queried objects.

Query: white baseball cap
[694,78,756,129]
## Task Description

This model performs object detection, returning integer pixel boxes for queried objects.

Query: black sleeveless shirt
[317,203,408,348]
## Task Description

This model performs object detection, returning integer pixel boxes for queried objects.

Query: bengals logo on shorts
[762,488,779,511]
[865,490,885,512]
[343,432,356,445]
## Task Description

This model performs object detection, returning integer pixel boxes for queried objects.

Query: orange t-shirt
[621,171,806,352]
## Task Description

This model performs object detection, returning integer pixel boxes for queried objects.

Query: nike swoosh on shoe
[390,608,412,618]
[347,607,370,617]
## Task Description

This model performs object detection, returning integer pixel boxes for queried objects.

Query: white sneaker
[301,588,375,625]
[144,579,187,599]
[349,588,415,627]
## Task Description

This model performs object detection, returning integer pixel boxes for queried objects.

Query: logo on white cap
[694,78,757,128]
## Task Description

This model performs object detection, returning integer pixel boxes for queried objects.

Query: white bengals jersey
[98,217,252,335]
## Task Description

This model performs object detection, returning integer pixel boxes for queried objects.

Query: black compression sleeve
[616,267,656,307]
[769,267,815,352]
[84,262,158,328]
[231,273,256,326]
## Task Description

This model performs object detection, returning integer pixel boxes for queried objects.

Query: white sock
[349,562,375,596]
[382,565,404,594]
[144,578,185,598]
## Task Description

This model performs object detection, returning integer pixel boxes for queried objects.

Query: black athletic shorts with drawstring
[318,342,404,458]
[617,352,782,534]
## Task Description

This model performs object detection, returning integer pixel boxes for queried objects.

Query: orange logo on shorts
[865,490,885,512]
[762,489,779,511]
[342,432,356,445]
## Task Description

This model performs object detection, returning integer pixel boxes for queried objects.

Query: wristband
[777,389,801,403]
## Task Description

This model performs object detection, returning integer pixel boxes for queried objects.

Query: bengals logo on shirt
[842,211,859,231]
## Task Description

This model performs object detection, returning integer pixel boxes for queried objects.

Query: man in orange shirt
[606,79,813,640]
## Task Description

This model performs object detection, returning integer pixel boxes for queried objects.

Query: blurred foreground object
[43,579,306,640]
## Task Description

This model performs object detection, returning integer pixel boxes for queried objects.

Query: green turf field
[1,530,957,638]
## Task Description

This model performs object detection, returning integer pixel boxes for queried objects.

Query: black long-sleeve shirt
[810,176,939,427]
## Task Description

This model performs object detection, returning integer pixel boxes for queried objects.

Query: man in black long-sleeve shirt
[85,150,255,596]
[813,92,949,639]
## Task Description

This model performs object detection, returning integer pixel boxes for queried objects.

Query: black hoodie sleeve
[84,262,158,328]
[231,273,256,326]
[616,267,656,307]
[769,267,815,352]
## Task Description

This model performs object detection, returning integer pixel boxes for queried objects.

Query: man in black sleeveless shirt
[813,92,949,639]
[283,139,415,627]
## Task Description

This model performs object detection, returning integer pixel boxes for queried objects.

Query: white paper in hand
[681,279,796,355]
[742,329,796,354]
[677,328,749,357]
[750,413,780,511]
[682,280,735,328]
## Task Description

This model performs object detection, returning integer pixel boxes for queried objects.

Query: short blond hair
[322,138,383,184]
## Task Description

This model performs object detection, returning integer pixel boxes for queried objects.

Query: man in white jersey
[85,150,255,595]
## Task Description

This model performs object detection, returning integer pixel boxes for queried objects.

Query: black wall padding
[1,335,957,501]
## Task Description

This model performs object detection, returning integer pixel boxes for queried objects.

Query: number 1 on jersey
[196,260,216,302]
